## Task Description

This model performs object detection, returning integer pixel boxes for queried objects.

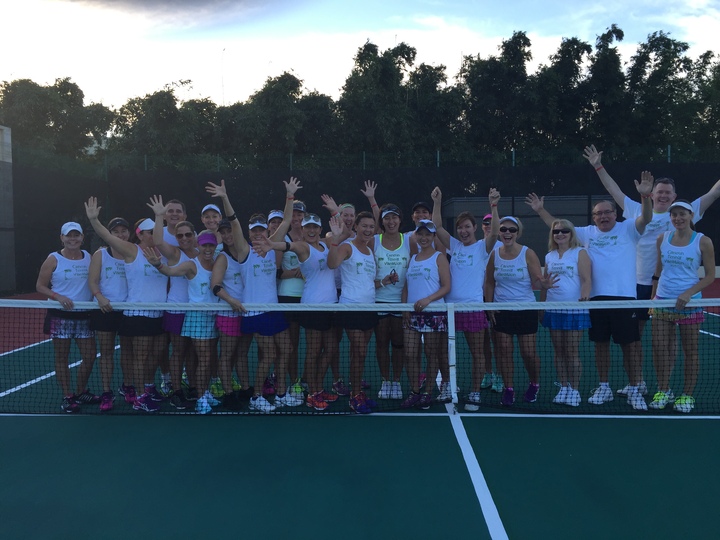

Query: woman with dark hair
[36,222,100,413]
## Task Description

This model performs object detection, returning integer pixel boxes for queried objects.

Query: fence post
[667,145,671,163]
[512,148,516,167]
[436,149,440,168]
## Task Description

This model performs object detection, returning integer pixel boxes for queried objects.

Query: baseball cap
[415,219,436,233]
[61,222,83,235]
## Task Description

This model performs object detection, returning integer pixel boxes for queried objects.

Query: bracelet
[212,284,224,296]
[287,195,294,200]
[332,212,340,218]
[651,275,660,281]
[227,213,237,222]
[595,166,604,171]
[641,194,652,199]
[490,204,498,207]
[331,243,339,247]
[371,204,378,208]
[51,292,58,300]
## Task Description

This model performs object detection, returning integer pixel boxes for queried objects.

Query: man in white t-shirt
[162,199,187,247]
[527,172,653,410]
[583,145,720,394]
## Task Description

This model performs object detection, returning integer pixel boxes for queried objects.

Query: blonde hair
[547,219,581,252]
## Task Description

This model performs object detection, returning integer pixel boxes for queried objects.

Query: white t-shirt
[545,247,589,313]
[575,219,640,298]
[623,196,703,285]
[446,236,491,305]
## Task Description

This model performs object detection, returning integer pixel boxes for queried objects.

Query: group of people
[37,146,719,414]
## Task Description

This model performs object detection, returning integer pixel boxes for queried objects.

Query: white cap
[136,218,155,232]
[61,222,83,235]
[202,204,222,215]
[268,210,284,221]
[302,214,322,227]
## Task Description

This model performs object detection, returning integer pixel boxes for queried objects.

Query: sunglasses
[175,232,194,239]
[249,218,267,226]
[482,220,492,225]
[552,229,571,235]
[499,227,518,233]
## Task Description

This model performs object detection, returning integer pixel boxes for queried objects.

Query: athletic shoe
[361,379,371,389]
[523,383,540,403]
[75,389,101,404]
[319,390,338,403]
[588,386,614,405]
[401,392,422,408]
[133,393,160,412]
[222,391,243,411]
[437,382,452,403]
[491,376,504,393]
[553,386,569,404]
[418,393,432,410]
[232,377,242,391]
[61,395,80,413]
[627,388,648,411]
[349,392,372,414]
[288,380,305,400]
[617,381,648,396]
[390,381,403,400]
[501,388,515,406]
[649,390,674,410]
[159,380,174,398]
[170,390,191,410]
[306,392,329,411]
[99,391,114,412]
[378,380,391,399]
[364,395,378,410]
[275,393,303,407]
[237,386,254,403]
[673,395,695,413]
[332,379,350,396]
[185,387,199,401]
[196,396,212,415]
[210,378,225,399]
[480,373,494,390]
[181,371,190,389]
[119,384,137,404]
[565,388,581,407]
[465,391,481,412]
[146,385,164,402]
[249,395,276,413]
[262,373,277,396]
[203,391,220,407]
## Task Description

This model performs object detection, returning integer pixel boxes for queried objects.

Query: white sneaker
[464,391,481,412]
[378,380,391,400]
[249,395,276,413]
[553,385,569,404]
[617,381,648,396]
[627,388,648,411]
[436,382,452,403]
[275,393,303,407]
[195,396,212,414]
[203,390,220,407]
[389,381,403,400]
[588,386,614,405]
[565,388,581,407]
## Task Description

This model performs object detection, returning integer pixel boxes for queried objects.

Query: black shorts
[89,310,124,332]
[119,315,164,337]
[635,284,653,321]
[278,295,302,324]
[299,311,336,332]
[588,296,640,345]
[337,311,378,332]
[493,309,538,336]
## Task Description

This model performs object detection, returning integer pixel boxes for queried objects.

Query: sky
[2,0,719,109]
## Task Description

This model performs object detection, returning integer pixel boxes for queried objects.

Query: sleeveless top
[339,243,376,304]
[300,242,337,304]
[278,233,304,297]
[239,249,277,316]
[97,248,127,302]
[124,245,168,318]
[373,233,410,303]
[406,251,445,309]
[50,250,92,302]
[492,245,535,303]
[656,231,704,299]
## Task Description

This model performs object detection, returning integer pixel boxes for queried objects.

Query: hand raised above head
[205,180,227,198]
[284,177,302,195]
[583,145,603,168]
[84,196,101,220]
[524,192,544,212]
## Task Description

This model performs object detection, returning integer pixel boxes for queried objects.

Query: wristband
[212,284,224,296]
[287,195,294,200]
[285,241,291,252]
[490,204,498,207]
[332,212,340,219]
[595,166,604,171]
[331,243,339,247]
[651,275,660,281]
[227,213,237,222]
[371,204,378,208]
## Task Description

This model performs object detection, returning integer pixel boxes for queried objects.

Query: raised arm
[430,186,452,247]
[270,177,302,241]
[361,180,380,229]
[327,215,353,269]
[147,195,181,262]
[634,171,654,234]
[84,197,137,261]
[142,247,196,279]
[485,188,501,254]
[206,179,249,259]
[583,145,626,209]
[524,193,556,228]
[699,178,720,216]
[252,234,310,262]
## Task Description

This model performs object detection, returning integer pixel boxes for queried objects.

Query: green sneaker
[289,378,305,399]
[232,377,242,391]
[480,373,494,389]
[649,391,671,410]
[210,378,225,399]
[673,395,695,413]
[491,375,504,393]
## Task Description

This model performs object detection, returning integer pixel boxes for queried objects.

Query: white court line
[0,339,51,358]
[445,403,508,540]
[0,346,118,398]
[700,330,720,338]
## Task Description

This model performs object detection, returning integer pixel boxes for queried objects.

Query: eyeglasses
[552,229,571,235]
[175,232,194,239]
[592,210,615,216]
[482,220,492,225]
[499,227,518,233]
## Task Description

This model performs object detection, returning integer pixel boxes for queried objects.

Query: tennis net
[1,298,719,415]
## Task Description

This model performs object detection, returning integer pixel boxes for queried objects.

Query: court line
[700,330,720,338]
[0,339,51,358]
[445,403,508,540]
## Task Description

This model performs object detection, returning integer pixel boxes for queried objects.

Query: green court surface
[2,413,718,539]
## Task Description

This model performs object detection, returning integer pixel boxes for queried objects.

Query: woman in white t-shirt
[541,219,591,407]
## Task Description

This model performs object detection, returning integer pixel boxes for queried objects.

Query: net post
[447,303,458,407]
